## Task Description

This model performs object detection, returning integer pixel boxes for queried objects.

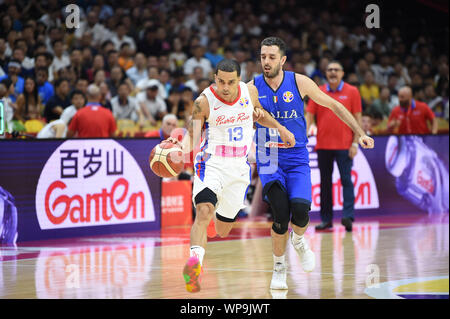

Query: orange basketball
[149,141,184,178]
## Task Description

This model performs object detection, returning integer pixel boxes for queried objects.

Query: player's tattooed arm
[182,94,209,153]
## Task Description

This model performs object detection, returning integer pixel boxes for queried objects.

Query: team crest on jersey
[239,97,249,107]
[283,91,294,103]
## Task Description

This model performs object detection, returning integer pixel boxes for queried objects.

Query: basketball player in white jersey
[167,59,296,292]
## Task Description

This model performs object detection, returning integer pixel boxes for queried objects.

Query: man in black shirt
[44,78,71,122]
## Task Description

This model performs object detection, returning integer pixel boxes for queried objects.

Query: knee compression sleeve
[290,202,311,228]
[266,182,290,235]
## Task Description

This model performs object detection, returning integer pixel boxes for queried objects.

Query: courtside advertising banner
[0,138,161,242]
[307,134,449,216]
[0,135,448,243]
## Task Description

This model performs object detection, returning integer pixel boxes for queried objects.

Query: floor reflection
[0,213,448,299]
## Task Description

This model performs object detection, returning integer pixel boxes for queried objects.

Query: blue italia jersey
[254,71,308,150]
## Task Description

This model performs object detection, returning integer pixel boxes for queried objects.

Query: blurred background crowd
[0,0,448,139]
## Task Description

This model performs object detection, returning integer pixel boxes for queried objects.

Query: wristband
[352,142,358,148]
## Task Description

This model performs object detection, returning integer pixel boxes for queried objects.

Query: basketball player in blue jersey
[250,37,374,290]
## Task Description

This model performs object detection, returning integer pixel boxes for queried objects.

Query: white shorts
[192,153,251,221]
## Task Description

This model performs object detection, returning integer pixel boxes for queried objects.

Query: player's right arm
[168,94,209,154]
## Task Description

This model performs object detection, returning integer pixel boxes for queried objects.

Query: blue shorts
[256,146,311,204]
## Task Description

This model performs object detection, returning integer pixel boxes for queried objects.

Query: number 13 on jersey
[228,127,243,141]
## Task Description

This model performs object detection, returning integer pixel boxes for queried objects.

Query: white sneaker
[291,232,316,272]
[270,262,288,289]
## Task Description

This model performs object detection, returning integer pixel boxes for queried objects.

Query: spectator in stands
[49,39,70,80]
[136,66,167,99]
[205,39,224,69]
[86,54,106,83]
[75,78,89,96]
[361,112,373,135]
[106,65,132,98]
[371,53,394,86]
[99,81,112,110]
[0,80,15,132]
[169,37,187,72]
[0,60,24,102]
[166,87,182,115]
[110,82,142,123]
[310,57,329,85]
[11,46,32,77]
[32,52,53,81]
[14,76,43,122]
[112,23,136,52]
[145,113,178,139]
[179,87,194,122]
[74,11,110,47]
[387,86,438,134]
[67,84,116,138]
[106,49,120,73]
[43,78,70,122]
[35,67,54,106]
[197,78,211,97]
[412,85,425,102]
[159,68,172,97]
[68,48,84,81]
[136,79,168,126]
[118,42,134,71]
[370,87,393,118]
[185,66,204,94]
[355,58,370,84]
[393,62,411,88]
[359,70,379,106]
[346,73,360,87]
[425,84,446,118]
[183,45,212,78]
[126,52,148,85]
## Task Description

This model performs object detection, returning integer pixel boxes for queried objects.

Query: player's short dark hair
[261,37,287,57]
[215,59,241,76]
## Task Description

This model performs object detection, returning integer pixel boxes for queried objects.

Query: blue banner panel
[0,138,161,243]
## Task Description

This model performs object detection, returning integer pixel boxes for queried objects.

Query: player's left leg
[285,163,316,273]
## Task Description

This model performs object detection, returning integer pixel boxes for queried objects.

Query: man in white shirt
[183,45,212,78]
[136,79,167,126]
[136,68,167,100]
[126,53,148,85]
[111,23,136,53]
[184,66,204,94]
[110,82,142,123]
[49,39,70,79]
[74,11,111,47]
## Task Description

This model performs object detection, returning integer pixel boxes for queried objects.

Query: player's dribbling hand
[165,137,184,149]
[358,135,374,149]
[279,127,296,148]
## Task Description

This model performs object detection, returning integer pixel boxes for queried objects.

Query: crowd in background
[0,0,448,139]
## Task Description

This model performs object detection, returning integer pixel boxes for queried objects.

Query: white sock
[291,231,304,243]
[273,254,286,265]
[190,246,205,265]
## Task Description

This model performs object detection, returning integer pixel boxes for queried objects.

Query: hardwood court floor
[0,213,448,299]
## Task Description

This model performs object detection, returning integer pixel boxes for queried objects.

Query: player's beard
[264,62,281,78]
